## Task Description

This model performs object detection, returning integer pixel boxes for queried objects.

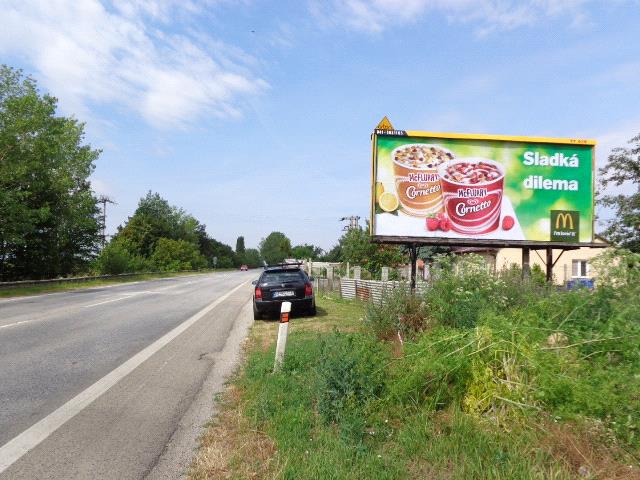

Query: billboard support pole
[522,248,531,279]
[546,247,553,283]
[409,244,417,293]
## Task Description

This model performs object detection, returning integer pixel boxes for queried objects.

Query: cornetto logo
[405,183,441,199]
[550,210,579,243]
[455,198,492,217]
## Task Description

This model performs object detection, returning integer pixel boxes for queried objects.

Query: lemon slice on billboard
[378,192,399,212]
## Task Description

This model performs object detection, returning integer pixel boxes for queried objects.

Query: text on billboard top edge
[376,130,597,146]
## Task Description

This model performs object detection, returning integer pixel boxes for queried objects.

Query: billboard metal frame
[370,127,605,289]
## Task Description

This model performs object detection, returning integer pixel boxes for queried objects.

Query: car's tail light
[304,283,313,297]
[255,287,262,300]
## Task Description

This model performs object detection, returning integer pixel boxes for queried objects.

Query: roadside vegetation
[95,191,246,274]
[191,249,640,479]
[1,65,101,281]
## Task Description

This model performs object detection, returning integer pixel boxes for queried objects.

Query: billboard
[371,130,596,246]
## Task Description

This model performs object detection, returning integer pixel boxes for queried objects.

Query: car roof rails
[265,261,303,269]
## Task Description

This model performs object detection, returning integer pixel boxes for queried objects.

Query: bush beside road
[190,251,640,480]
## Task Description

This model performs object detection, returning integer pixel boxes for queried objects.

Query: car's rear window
[261,271,304,284]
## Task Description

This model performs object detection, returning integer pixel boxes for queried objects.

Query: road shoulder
[146,299,254,479]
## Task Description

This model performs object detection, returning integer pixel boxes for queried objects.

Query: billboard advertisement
[371,131,596,245]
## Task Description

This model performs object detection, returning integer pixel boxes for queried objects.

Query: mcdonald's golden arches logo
[555,212,574,230]
[550,210,579,243]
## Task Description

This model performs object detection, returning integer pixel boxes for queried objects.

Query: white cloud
[311,0,593,35]
[0,0,267,128]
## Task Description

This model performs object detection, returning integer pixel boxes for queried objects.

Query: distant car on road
[240,264,248,271]
[252,263,316,320]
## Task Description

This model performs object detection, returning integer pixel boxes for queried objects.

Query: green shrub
[315,332,388,430]
[365,285,429,339]
[423,254,508,328]
[387,326,472,411]
[369,251,640,450]
[150,238,207,271]
[97,242,130,274]
[96,239,149,274]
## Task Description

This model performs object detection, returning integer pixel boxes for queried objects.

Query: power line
[340,216,360,231]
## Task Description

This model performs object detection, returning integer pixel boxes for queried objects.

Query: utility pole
[97,195,116,248]
[340,215,360,231]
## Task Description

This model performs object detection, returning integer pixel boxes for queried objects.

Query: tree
[235,235,246,264]
[598,133,640,252]
[198,233,237,268]
[321,244,342,262]
[96,237,149,274]
[291,243,324,260]
[0,65,101,280]
[337,223,405,275]
[243,248,262,268]
[235,236,245,255]
[259,232,292,265]
[115,191,187,257]
[109,192,237,270]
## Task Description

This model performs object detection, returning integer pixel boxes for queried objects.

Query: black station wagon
[252,264,316,319]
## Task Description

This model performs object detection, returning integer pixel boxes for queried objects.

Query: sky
[1,0,639,251]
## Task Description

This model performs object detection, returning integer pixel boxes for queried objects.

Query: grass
[189,293,366,479]
[191,296,639,479]
[190,252,640,479]
[0,269,233,298]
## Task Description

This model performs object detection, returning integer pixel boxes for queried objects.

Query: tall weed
[364,251,640,450]
[315,332,388,442]
[365,285,428,339]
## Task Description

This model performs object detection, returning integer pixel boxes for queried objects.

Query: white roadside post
[273,301,291,372]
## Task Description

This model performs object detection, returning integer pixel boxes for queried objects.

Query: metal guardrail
[0,271,202,289]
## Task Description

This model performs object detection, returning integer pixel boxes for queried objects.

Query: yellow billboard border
[370,130,597,245]
[404,131,596,146]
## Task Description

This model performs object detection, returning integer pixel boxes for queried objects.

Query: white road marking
[82,295,134,308]
[0,281,147,304]
[0,275,228,329]
[82,291,156,308]
[0,279,251,474]
[80,277,219,308]
[0,272,220,304]
[0,320,35,330]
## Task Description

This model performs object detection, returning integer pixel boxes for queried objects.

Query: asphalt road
[0,271,256,479]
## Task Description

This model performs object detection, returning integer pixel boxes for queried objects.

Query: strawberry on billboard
[371,128,596,247]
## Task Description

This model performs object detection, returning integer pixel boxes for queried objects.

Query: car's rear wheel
[308,305,317,316]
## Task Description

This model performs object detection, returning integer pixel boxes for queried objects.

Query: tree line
[1,64,638,281]
[97,191,258,274]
